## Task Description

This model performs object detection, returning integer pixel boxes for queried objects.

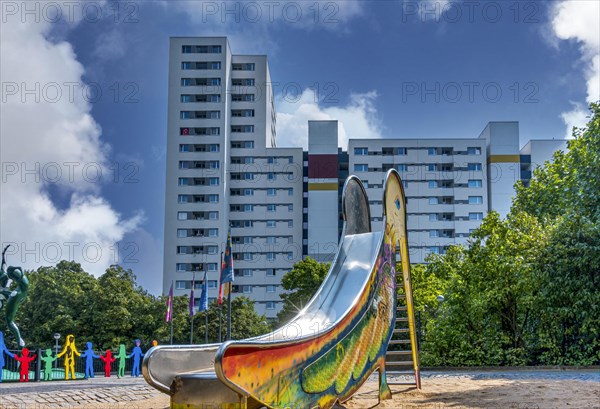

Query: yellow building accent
[489,154,520,163]
[308,183,338,191]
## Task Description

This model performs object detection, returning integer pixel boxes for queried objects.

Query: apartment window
[397,164,408,172]
[242,285,252,294]
[243,253,254,261]
[266,236,276,244]
[244,188,254,196]
[210,144,220,152]
[243,269,253,277]
[429,247,440,254]
[231,125,254,133]
[469,196,483,204]
[244,204,254,212]
[178,195,189,203]
[231,109,255,117]
[267,204,276,212]
[178,178,190,186]
[428,180,438,189]
[267,188,276,196]
[209,211,218,220]
[428,147,437,155]
[176,280,190,290]
[209,177,219,185]
[354,164,368,172]
[468,179,483,188]
[268,172,276,181]
[266,301,276,310]
[208,194,219,202]
[208,228,218,237]
[206,280,217,289]
[207,263,218,272]
[288,188,293,196]
[177,229,187,238]
[468,163,482,171]
[176,263,187,272]
[182,45,192,53]
[266,252,275,261]
[288,204,293,212]
[267,156,276,164]
[232,78,255,86]
[430,230,439,238]
[267,220,276,228]
[428,164,437,171]
[287,252,294,260]
[429,197,439,205]
[467,147,481,155]
[288,220,293,228]
[429,213,438,221]
[266,269,275,277]
[266,285,276,293]
[354,147,368,155]
[232,63,255,71]
[397,147,407,155]
[232,94,255,102]
[469,212,484,220]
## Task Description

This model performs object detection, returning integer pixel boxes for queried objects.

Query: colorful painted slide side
[143,170,409,409]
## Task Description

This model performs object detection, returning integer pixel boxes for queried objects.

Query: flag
[218,258,226,306]
[218,229,234,305]
[199,271,208,312]
[165,283,173,322]
[188,274,196,317]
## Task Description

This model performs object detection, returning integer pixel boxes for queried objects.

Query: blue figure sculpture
[128,339,144,377]
[0,331,15,383]
[81,341,99,379]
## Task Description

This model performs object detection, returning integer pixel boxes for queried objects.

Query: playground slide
[143,170,407,409]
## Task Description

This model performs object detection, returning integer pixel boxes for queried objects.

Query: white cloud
[0,3,141,275]
[276,90,383,149]
[550,0,600,137]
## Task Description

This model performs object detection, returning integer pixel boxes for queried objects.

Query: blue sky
[1,1,598,294]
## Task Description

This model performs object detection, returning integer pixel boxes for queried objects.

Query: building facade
[164,37,302,318]
[164,37,567,318]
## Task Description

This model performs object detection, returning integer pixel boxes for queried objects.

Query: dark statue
[0,245,29,347]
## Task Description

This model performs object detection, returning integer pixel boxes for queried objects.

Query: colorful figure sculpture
[40,348,57,381]
[14,347,36,382]
[100,350,116,377]
[81,341,100,379]
[57,334,80,380]
[114,344,127,378]
[152,340,158,347]
[128,339,144,377]
[0,245,29,347]
[0,331,15,383]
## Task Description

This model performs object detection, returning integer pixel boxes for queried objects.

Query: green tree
[277,257,329,323]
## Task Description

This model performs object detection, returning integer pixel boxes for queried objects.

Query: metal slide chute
[143,170,413,409]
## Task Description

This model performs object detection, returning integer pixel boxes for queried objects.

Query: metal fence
[2,348,139,382]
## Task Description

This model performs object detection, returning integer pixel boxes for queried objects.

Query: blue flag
[199,271,208,312]
[220,229,234,284]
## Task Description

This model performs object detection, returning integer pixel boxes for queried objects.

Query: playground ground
[0,369,598,409]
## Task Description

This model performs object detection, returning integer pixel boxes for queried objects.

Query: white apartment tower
[164,37,303,318]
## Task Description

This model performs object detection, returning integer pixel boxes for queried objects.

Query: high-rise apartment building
[164,37,302,318]
[164,37,567,318]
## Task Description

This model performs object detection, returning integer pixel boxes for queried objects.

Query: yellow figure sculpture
[57,334,80,380]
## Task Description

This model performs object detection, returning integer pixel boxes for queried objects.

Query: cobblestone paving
[0,377,160,408]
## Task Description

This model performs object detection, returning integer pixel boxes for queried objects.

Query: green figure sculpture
[114,344,127,378]
[40,349,57,381]
[0,245,29,347]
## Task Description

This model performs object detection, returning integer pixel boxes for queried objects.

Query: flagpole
[190,272,195,344]
[170,280,174,345]
[219,251,223,342]
[227,281,232,341]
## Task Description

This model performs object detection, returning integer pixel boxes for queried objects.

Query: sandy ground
[61,376,599,409]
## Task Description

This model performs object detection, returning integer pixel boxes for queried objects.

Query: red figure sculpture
[14,347,36,382]
[100,350,116,377]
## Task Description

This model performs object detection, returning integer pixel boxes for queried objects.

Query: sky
[1,0,599,294]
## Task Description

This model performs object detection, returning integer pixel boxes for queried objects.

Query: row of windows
[231,156,295,165]
[231,125,254,133]
[179,144,220,153]
[182,61,221,70]
[178,177,220,186]
[178,194,219,203]
[180,93,256,103]
[182,45,222,54]
[179,160,220,170]
[230,204,293,212]
[354,163,483,172]
[231,236,294,245]
[181,78,221,86]
[234,252,295,261]
[177,244,219,254]
[177,211,219,221]
[180,110,221,119]
[230,188,294,196]
[230,172,295,181]
[180,127,220,136]
[177,229,218,238]
[230,220,294,228]
[354,146,482,156]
